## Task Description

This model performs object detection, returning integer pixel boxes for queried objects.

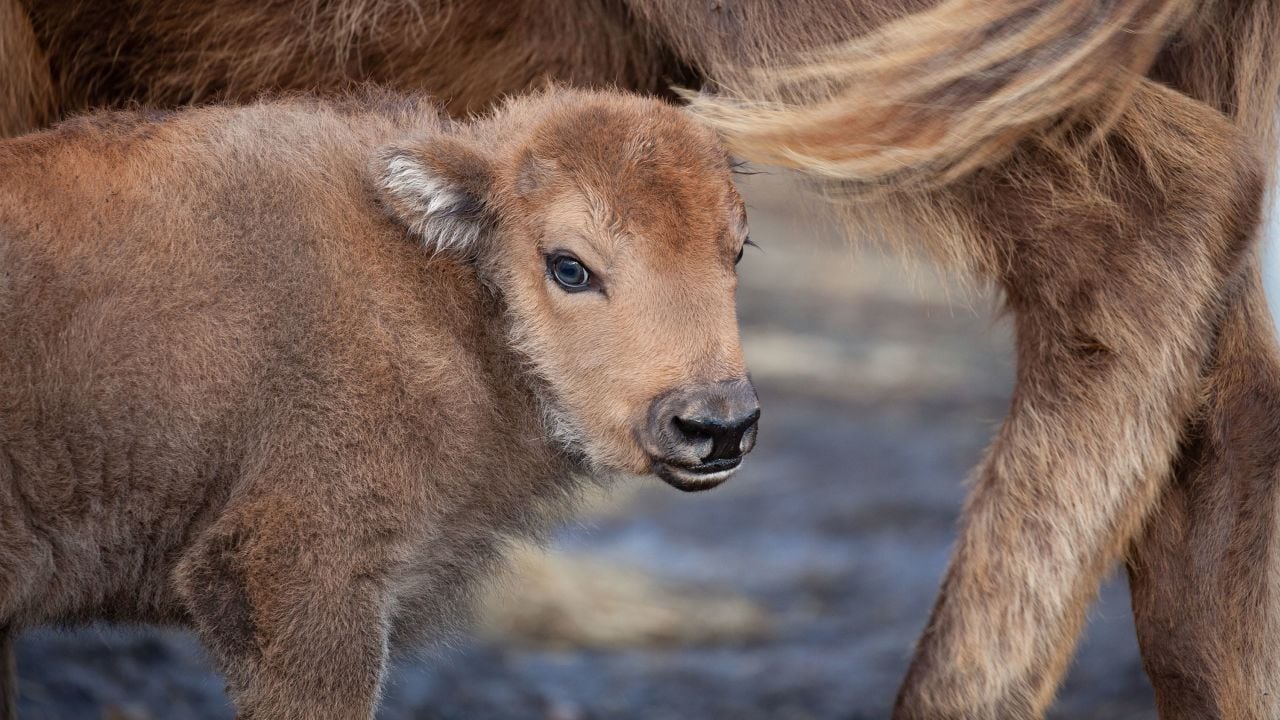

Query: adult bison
[0,87,759,719]
[3,0,1279,717]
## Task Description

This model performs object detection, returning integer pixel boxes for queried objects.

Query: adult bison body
[0,88,758,719]
[4,0,1280,717]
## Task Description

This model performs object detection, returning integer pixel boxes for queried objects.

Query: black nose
[673,406,761,461]
[647,378,760,467]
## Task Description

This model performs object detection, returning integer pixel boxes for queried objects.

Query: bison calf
[0,88,759,719]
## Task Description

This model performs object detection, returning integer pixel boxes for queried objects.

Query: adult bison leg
[893,82,1264,719]
[1126,261,1280,720]
[1126,4,1280,715]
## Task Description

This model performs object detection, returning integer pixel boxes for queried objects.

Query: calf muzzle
[644,378,760,492]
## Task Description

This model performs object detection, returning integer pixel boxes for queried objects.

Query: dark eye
[547,253,592,292]
[735,245,745,265]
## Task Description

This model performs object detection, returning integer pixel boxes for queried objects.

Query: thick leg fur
[1125,3,1280,716]
[891,82,1264,718]
[1127,262,1280,720]
[174,473,398,720]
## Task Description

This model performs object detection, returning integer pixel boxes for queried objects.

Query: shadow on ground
[16,173,1156,719]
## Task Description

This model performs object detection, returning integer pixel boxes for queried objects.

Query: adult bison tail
[0,0,54,138]
[684,0,1199,187]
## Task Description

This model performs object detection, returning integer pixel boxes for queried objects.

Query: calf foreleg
[177,487,395,720]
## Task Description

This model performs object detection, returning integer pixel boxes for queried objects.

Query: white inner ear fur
[380,152,482,254]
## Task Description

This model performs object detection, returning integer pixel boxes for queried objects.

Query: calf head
[374,90,758,491]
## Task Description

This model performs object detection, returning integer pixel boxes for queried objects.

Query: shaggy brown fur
[17,0,681,119]
[0,88,757,719]
[5,0,1280,717]
[681,3,1280,716]
[0,0,51,137]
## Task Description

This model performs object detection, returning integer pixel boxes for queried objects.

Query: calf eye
[547,253,592,292]
[735,246,745,265]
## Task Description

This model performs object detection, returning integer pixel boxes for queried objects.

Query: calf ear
[372,137,495,255]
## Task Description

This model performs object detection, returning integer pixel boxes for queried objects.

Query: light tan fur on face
[374,92,752,475]
[495,166,749,474]
[0,88,754,720]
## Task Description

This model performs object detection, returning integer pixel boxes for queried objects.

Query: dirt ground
[14,172,1157,719]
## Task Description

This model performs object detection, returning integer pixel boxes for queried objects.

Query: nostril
[672,414,714,440]
[672,408,760,462]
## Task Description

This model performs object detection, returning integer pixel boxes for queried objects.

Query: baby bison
[0,89,759,719]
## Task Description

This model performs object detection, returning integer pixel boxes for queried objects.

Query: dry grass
[477,543,771,650]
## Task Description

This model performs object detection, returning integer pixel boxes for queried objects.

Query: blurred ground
[15,172,1156,719]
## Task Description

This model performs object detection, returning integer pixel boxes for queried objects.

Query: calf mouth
[652,457,742,492]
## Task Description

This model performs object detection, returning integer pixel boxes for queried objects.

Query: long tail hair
[682,0,1278,188]
[686,0,1280,278]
